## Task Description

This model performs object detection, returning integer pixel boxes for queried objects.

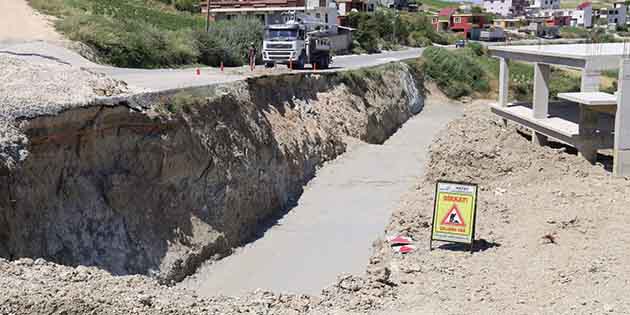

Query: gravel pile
[0,54,133,171]
[0,257,397,315]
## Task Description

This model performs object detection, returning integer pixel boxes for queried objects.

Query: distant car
[543,33,559,39]
[455,40,466,48]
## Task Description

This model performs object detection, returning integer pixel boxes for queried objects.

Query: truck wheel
[265,62,274,68]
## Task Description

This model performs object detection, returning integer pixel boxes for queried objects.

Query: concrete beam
[614,59,630,176]
[577,105,599,164]
[490,50,586,69]
[499,58,509,107]
[580,68,601,92]
[533,63,550,119]
[532,62,550,145]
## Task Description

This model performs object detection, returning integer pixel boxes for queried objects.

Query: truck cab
[263,23,306,67]
[262,20,332,69]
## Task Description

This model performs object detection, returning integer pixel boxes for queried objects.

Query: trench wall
[0,62,425,282]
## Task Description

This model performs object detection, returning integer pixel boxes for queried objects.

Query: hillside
[27,0,262,68]
[418,0,475,11]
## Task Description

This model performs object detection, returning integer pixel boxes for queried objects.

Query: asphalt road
[0,40,423,91]
[181,98,462,297]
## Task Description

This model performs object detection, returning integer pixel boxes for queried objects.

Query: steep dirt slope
[0,63,425,284]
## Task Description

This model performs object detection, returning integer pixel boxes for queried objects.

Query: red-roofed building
[431,9,491,38]
[577,1,591,10]
[571,1,593,27]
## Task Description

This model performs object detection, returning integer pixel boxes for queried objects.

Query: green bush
[407,31,433,47]
[422,46,489,98]
[174,0,198,12]
[32,0,263,68]
[465,42,485,57]
[347,10,445,52]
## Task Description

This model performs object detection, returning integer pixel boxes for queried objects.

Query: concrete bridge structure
[489,43,630,176]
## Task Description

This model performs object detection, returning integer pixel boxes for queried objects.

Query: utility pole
[206,0,211,32]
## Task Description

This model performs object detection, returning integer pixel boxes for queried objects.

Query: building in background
[571,2,592,27]
[482,0,527,17]
[431,8,491,38]
[378,0,409,10]
[605,2,627,26]
[336,0,377,26]
[530,8,572,27]
[493,17,527,29]
[201,0,337,28]
[432,7,457,32]
[530,0,560,10]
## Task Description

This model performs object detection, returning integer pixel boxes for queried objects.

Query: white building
[606,2,627,26]
[482,0,528,17]
[571,2,592,28]
[202,0,337,28]
[530,0,560,10]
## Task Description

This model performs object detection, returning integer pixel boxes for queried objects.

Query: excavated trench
[0,62,425,283]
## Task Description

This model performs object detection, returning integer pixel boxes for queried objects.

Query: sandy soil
[371,100,630,315]
[3,95,630,315]
[0,0,61,42]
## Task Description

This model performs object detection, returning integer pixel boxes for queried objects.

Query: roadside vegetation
[559,26,618,42]
[346,9,461,54]
[30,0,263,68]
[412,0,459,9]
[422,44,585,100]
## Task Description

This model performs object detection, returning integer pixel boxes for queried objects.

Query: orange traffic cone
[195,68,200,75]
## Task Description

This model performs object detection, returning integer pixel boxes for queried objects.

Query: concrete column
[614,59,630,176]
[499,58,509,107]
[532,63,550,145]
[533,63,550,118]
[578,105,599,164]
[581,68,601,92]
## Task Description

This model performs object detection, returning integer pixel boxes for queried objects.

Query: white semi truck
[262,13,333,69]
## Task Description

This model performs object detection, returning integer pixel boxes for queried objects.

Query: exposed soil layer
[0,63,424,284]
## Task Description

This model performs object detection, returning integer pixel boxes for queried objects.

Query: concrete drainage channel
[181,97,461,296]
[0,62,458,294]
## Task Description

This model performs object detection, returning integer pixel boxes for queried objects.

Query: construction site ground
[3,97,630,314]
[2,1,630,314]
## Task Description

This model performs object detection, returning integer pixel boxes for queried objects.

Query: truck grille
[266,43,292,49]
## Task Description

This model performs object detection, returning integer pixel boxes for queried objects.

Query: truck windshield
[265,29,298,40]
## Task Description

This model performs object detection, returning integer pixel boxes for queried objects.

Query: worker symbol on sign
[441,205,465,227]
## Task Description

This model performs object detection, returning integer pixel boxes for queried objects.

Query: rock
[367,266,391,284]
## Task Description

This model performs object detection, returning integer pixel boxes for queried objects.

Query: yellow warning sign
[431,181,478,245]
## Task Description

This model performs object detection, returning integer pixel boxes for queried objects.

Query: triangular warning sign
[441,205,465,227]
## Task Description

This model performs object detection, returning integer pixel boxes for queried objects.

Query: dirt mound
[377,101,630,314]
[0,257,315,315]
[424,100,603,184]
[0,256,400,315]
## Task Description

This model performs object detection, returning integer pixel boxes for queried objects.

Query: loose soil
[3,96,630,314]
[373,100,630,314]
